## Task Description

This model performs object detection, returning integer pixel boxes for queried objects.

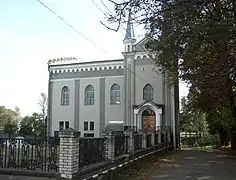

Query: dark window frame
[65,121,69,129]
[90,121,94,131]
[59,121,64,131]
[84,121,88,131]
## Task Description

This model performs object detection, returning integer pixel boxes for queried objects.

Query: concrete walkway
[149,150,236,180]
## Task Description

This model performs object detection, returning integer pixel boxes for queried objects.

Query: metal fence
[154,133,159,145]
[114,135,128,157]
[0,134,59,171]
[161,133,165,143]
[79,137,106,167]
[133,134,142,151]
[146,134,152,148]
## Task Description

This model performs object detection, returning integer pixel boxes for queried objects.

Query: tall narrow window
[84,85,95,105]
[143,84,154,100]
[61,86,70,106]
[65,121,69,129]
[84,122,88,131]
[59,121,64,131]
[110,84,121,104]
[127,45,130,52]
[90,122,94,131]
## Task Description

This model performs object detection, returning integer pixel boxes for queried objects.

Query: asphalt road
[149,149,236,180]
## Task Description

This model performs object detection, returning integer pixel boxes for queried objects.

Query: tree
[18,116,35,135]
[0,106,19,134]
[0,113,18,135]
[107,0,236,149]
[19,113,46,137]
[14,106,21,116]
[180,97,206,133]
[38,92,47,120]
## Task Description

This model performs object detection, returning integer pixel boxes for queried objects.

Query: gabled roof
[133,100,164,109]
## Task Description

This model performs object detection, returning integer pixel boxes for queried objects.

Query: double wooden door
[141,109,156,133]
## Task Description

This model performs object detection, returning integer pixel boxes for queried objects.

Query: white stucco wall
[50,79,75,135]
[135,64,163,105]
[105,76,124,126]
[79,78,100,137]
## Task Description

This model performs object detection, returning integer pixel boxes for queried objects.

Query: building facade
[47,13,179,145]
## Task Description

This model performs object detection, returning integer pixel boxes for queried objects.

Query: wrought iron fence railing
[114,135,128,157]
[133,134,142,151]
[0,135,59,171]
[155,133,159,145]
[146,134,152,148]
[79,137,106,167]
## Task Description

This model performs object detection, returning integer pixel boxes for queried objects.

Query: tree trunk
[219,128,228,146]
[231,129,236,150]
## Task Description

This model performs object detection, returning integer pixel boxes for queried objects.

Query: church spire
[124,10,135,40]
[123,9,136,53]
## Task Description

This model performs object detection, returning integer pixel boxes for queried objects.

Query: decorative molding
[135,53,155,60]
[49,75,124,82]
[48,57,78,65]
[48,58,124,74]
[134,102,162,115]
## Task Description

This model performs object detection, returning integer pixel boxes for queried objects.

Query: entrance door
[141,109,156,133]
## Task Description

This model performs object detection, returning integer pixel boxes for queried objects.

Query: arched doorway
[141,109,156,133]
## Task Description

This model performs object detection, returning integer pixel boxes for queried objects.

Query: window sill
[110,102,121,105]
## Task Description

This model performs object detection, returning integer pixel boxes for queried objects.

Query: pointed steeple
[124,10,135,41]
[123,9,136,53]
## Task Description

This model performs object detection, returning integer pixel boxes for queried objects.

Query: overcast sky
[0,0,188,116]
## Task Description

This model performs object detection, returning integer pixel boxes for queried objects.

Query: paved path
[149,150,236,180]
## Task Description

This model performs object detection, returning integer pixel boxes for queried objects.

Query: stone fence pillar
[105,134,115,161]
[58,128,80,179]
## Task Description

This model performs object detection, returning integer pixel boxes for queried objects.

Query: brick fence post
[58,128,80,179]
[105,133,115,161]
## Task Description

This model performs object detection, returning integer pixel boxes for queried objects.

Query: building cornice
[48,57,124,74]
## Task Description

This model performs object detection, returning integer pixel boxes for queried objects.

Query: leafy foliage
[38,92,47,120]
[19,112,46,137]
[0,107,18,134]
[107,0,236,147]
[180,97,207,133]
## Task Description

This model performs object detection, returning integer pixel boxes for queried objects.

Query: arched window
[84,85,95,105]
[110,84,121,104]
[61,86,70,106]
[143,84,154,100]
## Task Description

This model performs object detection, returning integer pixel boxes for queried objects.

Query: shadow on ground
[108,148,236,180]
[111,151,175,180]
[148,149,236,180]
